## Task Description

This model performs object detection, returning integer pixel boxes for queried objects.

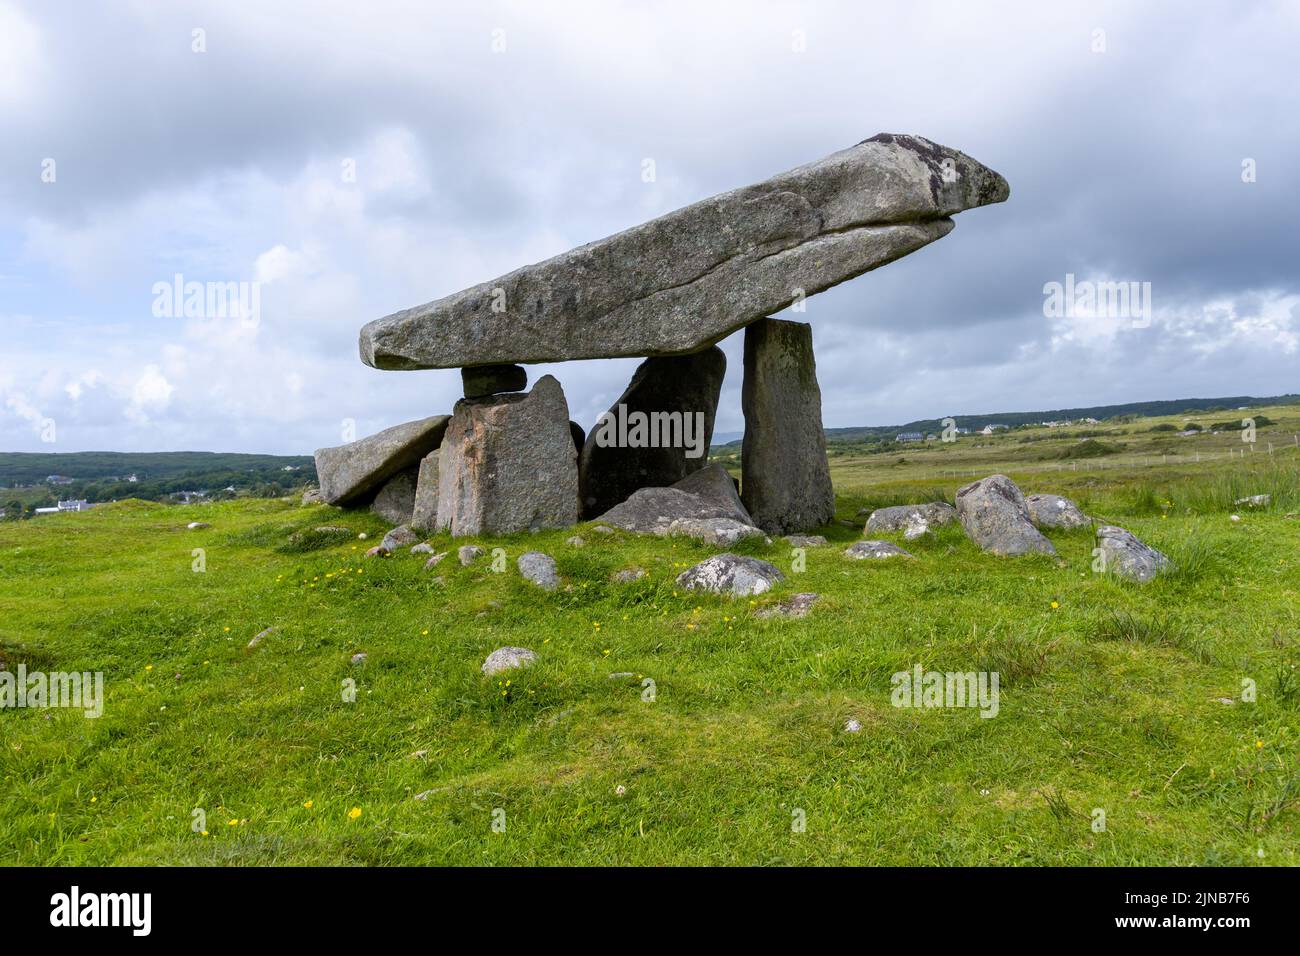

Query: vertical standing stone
[740,318,835,534]
[435,375,580,536]
[409,452,440,533]
[578,346,726,519]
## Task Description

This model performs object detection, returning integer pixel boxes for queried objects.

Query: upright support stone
[578,347,725,518]
[435,375,580,536]
[740,318,835,534]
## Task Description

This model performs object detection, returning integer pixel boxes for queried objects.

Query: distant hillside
[0,451,315,486]
[715,394,1300,446]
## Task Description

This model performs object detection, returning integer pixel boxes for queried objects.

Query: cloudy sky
[2,0,1297,454]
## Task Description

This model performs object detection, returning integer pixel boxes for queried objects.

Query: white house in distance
[980,424,1009,435]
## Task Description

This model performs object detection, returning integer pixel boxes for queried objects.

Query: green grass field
[2,405,1298,865]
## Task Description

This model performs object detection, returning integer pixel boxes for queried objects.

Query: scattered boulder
[409,452,440,533]
[756,592,820,619]
[371,467,418,524]
[676,554,784,597]
[597,463,755,535]
[1026,493,1091,529]
[380,525,419,552]
[864,502,957,533]
[1235,494,1271,508]
[314,415,449,506]
[301,488,324,506]
[411,542,434,555]
[902,513,931,540]
[844,540,913,560]
[458,545,485,566]
[783,534,828,547]
[1096,525,1172,582]
[435,375,580,536]
[578,347,725,518]
[365,545,387,558]
[482,646,537,677]
[517,551,559,591]
[359,135,1009,370]
[666,517,765,546]
[462,363,527,398]
[424,551,449,570]
[740,318,835,535]
[955,475,1056,557]
[612,568,647,583]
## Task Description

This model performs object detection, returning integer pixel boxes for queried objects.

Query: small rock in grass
[424,552,449,570]
[844,718,863,734]
[844,540,913,560]
[187,522,210,530]
[783,534,827,547]
[248,626,276,649]
[608,672,636,679]
[482,646,537,676]
[676,554,784,597]
[358,532,368,540]
[517,551,559,591]
[458,545,485,565]
[1235,494,1270,508]
[1025,493,1091,529]
[411,542,434,555]
[381,525,419,551]
[1229,514,1242,522]
[756,592,820,619]
[365,545,387,558]
[566,535,585,547]
[1095,525,1172,582]
[612,568,647,583]
[1215,697,1234,705]
[301,488,324,505]
[350,652,368,665]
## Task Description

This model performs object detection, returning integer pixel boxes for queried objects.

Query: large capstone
[434,375,579,536]
[740,318,835,535]
[578,346,725,518]
[955,474,1056,557]
[359,135,1009,369]
[314,415,449,506]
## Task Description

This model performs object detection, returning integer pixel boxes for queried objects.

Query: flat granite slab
[359,133,1008,370]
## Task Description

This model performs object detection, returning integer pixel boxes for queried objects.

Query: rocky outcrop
[359,135,1010,370]
[596,463,755,536]
[1096,525,1172,582]
[740,318,835,535]
[955,475,1056,557]
[1026,493,1091,529]
[435,375,580,536]
[578,347,725,518]
[314,415,449,506]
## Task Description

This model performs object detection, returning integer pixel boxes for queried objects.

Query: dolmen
[316,134,1010,536]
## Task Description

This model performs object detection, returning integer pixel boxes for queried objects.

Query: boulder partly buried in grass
[844,540,913,560]
[955,474,1056,557]
[676,554,784,597]
[517,551,559,591]
[1096,525,1172,582]
[1026,493,1091,529]
[864,502,956,534]
[482,646,537,676]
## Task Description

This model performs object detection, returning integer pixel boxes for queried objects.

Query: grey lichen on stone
[1096,525,1172,582]
[955,475,1056,557]
[676,554,785,597]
